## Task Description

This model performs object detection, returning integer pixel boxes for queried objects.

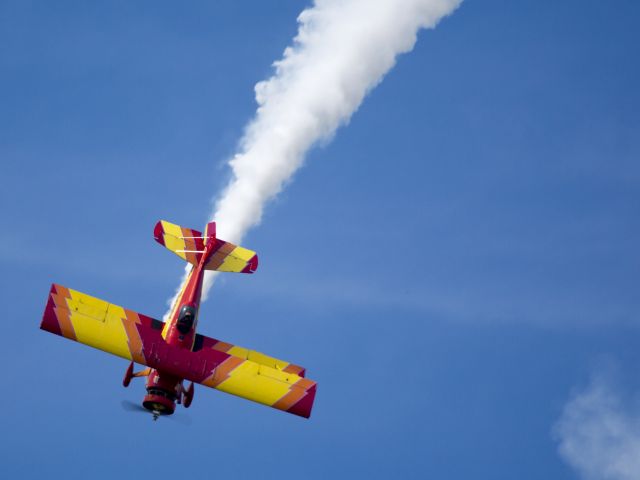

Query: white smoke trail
[168,0,462,311]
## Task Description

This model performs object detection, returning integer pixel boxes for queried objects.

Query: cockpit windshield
[176,304,196,334]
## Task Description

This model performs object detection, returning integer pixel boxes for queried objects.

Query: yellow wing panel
[215,362,292,405]
[196,335,306,376]
[42,284,149,364]
[193,334,314,416]
[200,356,316,417]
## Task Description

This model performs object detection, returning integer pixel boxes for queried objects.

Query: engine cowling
[143,388,176,415]
[142,370,179,416]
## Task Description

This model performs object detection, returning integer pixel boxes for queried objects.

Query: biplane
[40,220,316,420]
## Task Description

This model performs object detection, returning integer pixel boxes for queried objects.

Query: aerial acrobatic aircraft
[40,220,316,420]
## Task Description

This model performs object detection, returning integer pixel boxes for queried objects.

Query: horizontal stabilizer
[204,238,258,273]
[154,220,258,274]
[154,220,206,265]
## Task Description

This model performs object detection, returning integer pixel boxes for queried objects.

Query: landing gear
[123,362,150,387]
[183,382,194,408]
[123,361,134,387]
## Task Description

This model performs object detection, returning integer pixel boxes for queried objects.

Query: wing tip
[287,383,317,419]
[40,284,63,336]
[241,254,259,274]
[153,220,165,246]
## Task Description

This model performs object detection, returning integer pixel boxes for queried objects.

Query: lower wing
[41,284,316,418]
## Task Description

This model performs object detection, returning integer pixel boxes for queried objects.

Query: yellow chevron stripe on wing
[43,285,158,363]
[70,309,132,360]
[64,288,133,360]
[198,353,315,416]
[214,361,295,406]
[272,378,316,412]
[196,334,305,375]
[64,289,109,321]
[224,345,293,372]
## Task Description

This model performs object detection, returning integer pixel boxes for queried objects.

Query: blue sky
[1,1,639,479]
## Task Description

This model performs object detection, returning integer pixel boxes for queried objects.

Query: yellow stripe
[247,351,290,371]
[163,234,188,261]
[215,362,298,406]
[225,346,291,371]
[226,345,249,358]
[61,287,136,360]
[161,221,183,238]
[69,310,132,360]
[65,290,109,321]
[107,303,127,319]
[217,246,254,272]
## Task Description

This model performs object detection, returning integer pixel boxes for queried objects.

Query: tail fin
[204,221,216,243]
[154,220,258,274]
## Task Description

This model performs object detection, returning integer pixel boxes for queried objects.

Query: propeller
[120,400,191,425]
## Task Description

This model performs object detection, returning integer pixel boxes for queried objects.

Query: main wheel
[183,382,194,408]
[122,361,134,387]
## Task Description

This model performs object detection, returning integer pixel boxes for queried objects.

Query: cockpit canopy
[176,304,196,334]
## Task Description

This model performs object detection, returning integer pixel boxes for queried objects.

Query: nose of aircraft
[142,389,176,416]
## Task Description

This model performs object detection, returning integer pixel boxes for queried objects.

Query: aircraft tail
[153,220,258,274]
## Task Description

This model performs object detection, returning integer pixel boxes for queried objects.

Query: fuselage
[141,235,213,415]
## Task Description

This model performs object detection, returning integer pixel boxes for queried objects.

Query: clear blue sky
[1,1,639,479]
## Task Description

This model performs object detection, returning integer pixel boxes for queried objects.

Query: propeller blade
[120,400,191,425]
[121,400,148,414]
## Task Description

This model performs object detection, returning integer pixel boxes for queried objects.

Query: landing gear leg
[122,361,134,387]
[123,363,150,387]
[183,382,194,408]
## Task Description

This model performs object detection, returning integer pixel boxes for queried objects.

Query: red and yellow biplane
[40,220,316,420]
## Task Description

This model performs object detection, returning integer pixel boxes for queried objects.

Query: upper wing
[40,283,161,365]
[191,332,314,417]
[41,284,316,418]
[192,333,307,377]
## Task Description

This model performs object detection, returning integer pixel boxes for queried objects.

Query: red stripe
[40,285,63,336]
[241,255,259,274]
[287,383,317,419]
[153,221,166,246]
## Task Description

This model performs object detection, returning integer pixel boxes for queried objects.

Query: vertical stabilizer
[204,222,216,245]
